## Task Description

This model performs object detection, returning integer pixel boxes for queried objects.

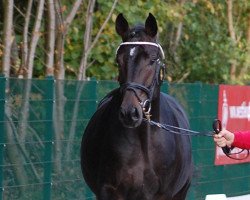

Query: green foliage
[1,0,250,83]
[63,0,249,83]
[175,1,250,83]
[177,1,231,83]
[64,0,184,80]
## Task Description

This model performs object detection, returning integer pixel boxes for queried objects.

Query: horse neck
[150,87,161,121]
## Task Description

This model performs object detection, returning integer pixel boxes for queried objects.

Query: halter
[117,41,165,120]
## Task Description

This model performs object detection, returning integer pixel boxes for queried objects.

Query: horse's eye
[149,59,157,66]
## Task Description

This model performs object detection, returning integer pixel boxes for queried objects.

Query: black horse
[81,13,193,200]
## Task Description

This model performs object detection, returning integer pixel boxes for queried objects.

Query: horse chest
[104,153,160,199]
[119,166,160,197]
[105,136,169,193]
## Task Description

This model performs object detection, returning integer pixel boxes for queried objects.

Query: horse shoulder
[159,93,193,196]
[159,92,189,129]
[81,89,121,192]
[84,88,121,137]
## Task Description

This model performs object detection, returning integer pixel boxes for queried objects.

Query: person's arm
[232,131,250,149]
[214,130,250,149]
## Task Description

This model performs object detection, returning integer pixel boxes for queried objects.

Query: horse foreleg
[171,181,191,200]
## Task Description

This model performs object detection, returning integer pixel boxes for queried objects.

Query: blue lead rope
[143,118,214,137]
[143,118,250,160]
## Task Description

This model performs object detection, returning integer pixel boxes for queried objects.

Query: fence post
[0,76,6,200]
[43,76,54,200]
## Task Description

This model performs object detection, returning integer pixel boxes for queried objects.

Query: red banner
[215,85,250,165]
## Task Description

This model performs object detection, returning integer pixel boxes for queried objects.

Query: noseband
[117,42,165,120]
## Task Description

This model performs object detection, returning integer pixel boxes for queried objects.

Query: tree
[78,0,118,80]
[1,0,250,82]
[171,0,250,83]
[53,0,83,79]
[1,0,14,77]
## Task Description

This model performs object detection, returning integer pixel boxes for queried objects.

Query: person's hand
[213,129,235,148]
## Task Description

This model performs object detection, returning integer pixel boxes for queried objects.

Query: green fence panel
[0,76,6,200]
[43,77,54,200]
[1,78,250,199]
[49,80,97,200]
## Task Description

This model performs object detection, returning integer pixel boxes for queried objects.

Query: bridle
[115,42,249,160]
[116,41,166,120]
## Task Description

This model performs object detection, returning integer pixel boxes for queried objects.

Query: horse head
[115,13,165,128]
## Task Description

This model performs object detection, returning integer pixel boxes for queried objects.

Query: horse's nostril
[131,107,139,120]
[119,106,141,128]
[119,107,139,120]
[119,107,126,119]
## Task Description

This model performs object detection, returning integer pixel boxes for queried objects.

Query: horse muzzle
[119,91,143,128]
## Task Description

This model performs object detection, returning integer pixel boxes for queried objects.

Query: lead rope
[142,117,250,160]
[223,149,250,160]
[142,117,214,137]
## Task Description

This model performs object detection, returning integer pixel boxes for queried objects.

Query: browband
[116,42,165,59]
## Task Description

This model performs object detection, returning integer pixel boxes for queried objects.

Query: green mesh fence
[0,77,250,200]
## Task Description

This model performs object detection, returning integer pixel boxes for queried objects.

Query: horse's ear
[116,13,129,40]
[145,13,158,38]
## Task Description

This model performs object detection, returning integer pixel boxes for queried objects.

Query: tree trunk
[78,0,96,80]
[54,32,66,79]
[18,80,32,142]
[65,82,86,159]
[45,0,56,76]
[18,0,44,147]
[53,0,83,173]
[4,81,28,195]
[78,0,118,80]
[54,0,65,79]
[239,14,250,77]
[1,0,14,77]
[54,0,83,79]
[227,0,237,81]
[25,0,45,79]
[171,0,186,54]
[53,80,66,174]
[19,0,33,78]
